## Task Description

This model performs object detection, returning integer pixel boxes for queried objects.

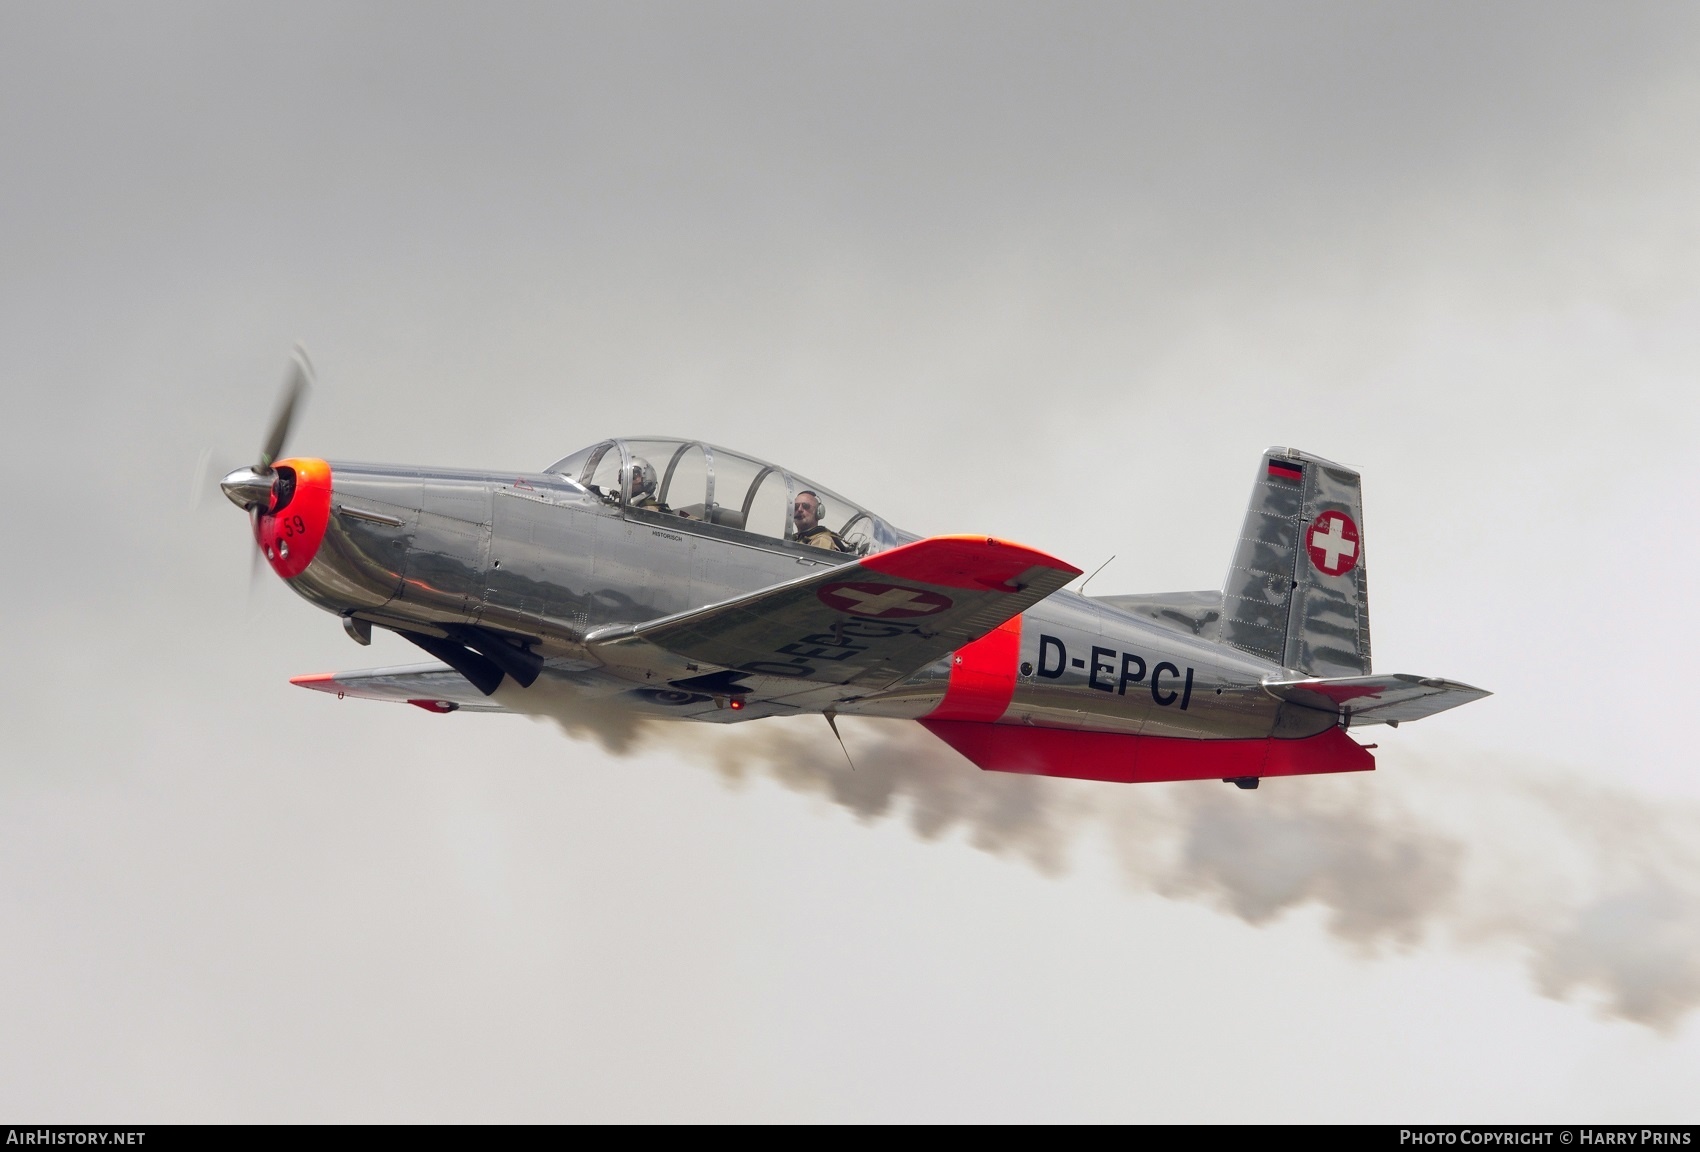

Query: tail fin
[1220,448,1371,676]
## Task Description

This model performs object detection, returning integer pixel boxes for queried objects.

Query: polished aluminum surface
[1220,447,1370,677]
[250,437,1485,748]
[220,466,274,510]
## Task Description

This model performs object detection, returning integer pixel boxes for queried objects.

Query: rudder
[1219,448,1371,677]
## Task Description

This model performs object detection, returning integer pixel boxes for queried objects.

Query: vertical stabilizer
[1220,448,1371,677]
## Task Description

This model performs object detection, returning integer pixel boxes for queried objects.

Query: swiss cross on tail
[1305,511,1360,577]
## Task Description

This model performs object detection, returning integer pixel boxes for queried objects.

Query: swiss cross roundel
[817,580,953,619]
[1305,511,1360,577]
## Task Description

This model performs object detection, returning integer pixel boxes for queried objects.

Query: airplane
[221,352,1488,789]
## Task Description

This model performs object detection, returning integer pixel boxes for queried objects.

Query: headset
[795,489,827,525]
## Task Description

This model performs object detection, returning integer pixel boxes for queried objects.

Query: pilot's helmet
[623,456,657,499]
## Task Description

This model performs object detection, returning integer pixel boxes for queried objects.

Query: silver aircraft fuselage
[279,457,1310,736]
[229,436,1486,786]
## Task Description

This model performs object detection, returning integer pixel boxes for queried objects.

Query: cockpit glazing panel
[547,438,912,554]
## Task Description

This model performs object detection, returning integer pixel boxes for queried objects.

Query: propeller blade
[189,447,214,510]
[257,344,313,473]
[226,345,313,609]
[248,505,265,606]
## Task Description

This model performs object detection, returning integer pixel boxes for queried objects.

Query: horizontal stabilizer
[588,535,1081,689]
[1262,673,1489,726]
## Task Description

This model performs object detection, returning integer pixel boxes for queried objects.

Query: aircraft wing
[587,534,1081,690]
[1262,674,1490,726]
[291,664,508,712]
[293,536,1079,718]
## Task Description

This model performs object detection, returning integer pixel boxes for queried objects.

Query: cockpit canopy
[547,438,912,555]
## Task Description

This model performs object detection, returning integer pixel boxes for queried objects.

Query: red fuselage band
[925,616,1022,722]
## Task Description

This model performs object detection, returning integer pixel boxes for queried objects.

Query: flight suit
[797,525,850,552]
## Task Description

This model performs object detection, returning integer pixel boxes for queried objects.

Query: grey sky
[3,2,1699,1120]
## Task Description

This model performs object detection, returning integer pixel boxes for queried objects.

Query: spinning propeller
[220,346,314,586]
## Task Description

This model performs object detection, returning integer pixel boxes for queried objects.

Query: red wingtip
[862,535,1081,590]
[290,673,341,695]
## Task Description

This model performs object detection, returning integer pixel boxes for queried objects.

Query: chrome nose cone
[221,466,274,510]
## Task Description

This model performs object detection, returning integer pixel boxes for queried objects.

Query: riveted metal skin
[288,455,870,655]
[1221,447,1371,677]
[256,437,1486,785]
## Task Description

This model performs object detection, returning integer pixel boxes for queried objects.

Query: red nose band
[256,457,332,579]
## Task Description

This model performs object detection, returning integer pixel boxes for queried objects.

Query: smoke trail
[509,688,1700,1032]
[1117,779,1467,950]
[691,716,1092,876]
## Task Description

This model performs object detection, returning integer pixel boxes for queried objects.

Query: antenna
[824,708,855,771]
[1077,554,1115,596]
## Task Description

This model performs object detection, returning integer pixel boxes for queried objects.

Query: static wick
[824,709,855,771]
[1078,554,1115,596]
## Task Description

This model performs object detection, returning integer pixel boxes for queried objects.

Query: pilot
[793,490,850,552]
[623,457,668,512]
